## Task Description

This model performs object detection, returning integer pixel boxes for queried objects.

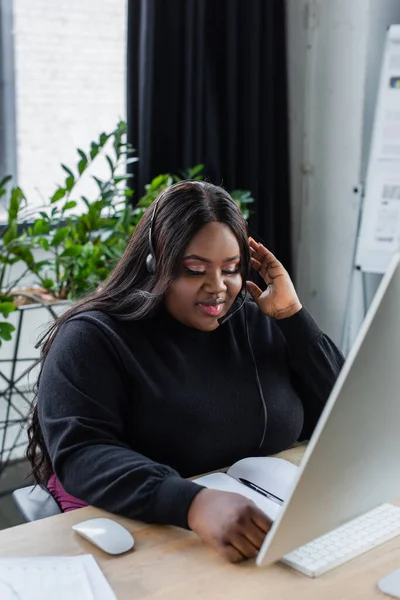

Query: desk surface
[0,446,399,599]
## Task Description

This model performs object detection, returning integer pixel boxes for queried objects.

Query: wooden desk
[0,446,399,599]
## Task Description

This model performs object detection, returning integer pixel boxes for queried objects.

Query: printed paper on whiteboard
[356,25,400,273]
[369,175,400,248]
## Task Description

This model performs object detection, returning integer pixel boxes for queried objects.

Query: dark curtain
[127,0,292,272]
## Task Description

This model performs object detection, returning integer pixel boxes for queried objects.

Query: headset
[146,181,205,275]
[146,191,162,274]
[145,186,268,449]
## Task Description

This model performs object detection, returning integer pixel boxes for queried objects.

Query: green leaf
[114,174,133,184]
[11,245,35,266]
[60,246,82,258]
[30,259,51,273]
[82,241,94,256]
[0,302,16,318]
[62,200,77,212]
[0,322,15,342]
[3,220,18,245]
[50,227,70,246]
[188,164,204,178]
[78,159,87,175]
[61,164,74,178]
[33,219,51,236]
[77,149,87,162]
[90,142,99,160]
[0,175,12,189]
[41,278,55,290]
[115,120,126,135]
[50,188,66,203]
[8,187,25,220]
[39,237,50,251]
[99,132,110,146]
[106,155,114,174]
[148,174,171,190]
[230,190,255,204]
[92,176,103,191]
[65,176,75,191]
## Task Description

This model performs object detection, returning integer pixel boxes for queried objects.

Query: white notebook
[193,456,299,520]
[0,554,116,600]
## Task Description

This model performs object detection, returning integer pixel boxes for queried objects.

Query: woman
[27,181,344,563]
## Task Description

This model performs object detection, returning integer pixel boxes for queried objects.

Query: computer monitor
[257,253,400,567]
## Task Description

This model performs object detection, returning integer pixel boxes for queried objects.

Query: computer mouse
[72,517,134,555]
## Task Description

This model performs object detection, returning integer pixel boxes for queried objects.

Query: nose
[203,270,228,294]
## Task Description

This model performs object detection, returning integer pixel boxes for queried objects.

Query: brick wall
[12,0,127,209]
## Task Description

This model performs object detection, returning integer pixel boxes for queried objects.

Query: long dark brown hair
[27,181,251,484]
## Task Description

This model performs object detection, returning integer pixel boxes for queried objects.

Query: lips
[197,300,225,317]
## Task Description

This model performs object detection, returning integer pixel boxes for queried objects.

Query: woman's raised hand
[246,238,302,320]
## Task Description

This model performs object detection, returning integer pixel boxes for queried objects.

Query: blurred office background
[0,0,399,527]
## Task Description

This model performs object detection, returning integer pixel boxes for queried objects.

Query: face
[164,222,243,331]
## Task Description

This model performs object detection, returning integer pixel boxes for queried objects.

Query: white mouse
[72,517,134,555]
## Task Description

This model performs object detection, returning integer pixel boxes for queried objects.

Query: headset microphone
[217,289,247,325]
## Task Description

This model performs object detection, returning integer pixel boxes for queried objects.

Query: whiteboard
[356,25,400,273]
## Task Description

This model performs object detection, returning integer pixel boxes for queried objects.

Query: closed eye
[184,267,240,276]
[222,267,241,275]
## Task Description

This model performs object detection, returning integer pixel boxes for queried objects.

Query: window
[2,0,127,218]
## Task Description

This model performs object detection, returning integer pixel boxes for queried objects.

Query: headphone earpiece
[146,252,156,274]
[146,193,162,274]
[145,181,206,276]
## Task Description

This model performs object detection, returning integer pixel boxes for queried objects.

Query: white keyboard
[282,503,400,578]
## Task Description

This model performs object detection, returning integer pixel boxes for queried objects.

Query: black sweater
[38,302,344,529]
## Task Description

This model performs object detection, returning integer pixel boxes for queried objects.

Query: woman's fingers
[222,544,247,563]
[250,256,273,285]
[230,533,259,560]
[228,510,271,560]
[249,238,282,271]
[248,237,259,251]
[255,243,279,262]
[251,510,273,535]
[242,519,269,550]
[250,256,261,269]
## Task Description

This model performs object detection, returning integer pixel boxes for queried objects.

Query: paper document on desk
[0,554,116,600]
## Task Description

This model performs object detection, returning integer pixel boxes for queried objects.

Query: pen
[238,478,284,506]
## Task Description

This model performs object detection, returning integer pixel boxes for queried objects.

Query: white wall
[285,0,309,261]
[286,0,400,349]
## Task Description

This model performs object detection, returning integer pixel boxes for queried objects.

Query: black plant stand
[0,298,69,477]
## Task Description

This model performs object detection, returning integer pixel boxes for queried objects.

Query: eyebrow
[183,254,240,264]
